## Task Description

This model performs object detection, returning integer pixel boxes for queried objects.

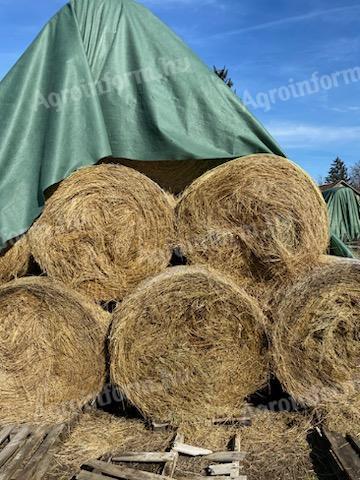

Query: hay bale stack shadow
[176,154,329,285]
[0,277,110,425]
[110,266,269,424]
[28,164,175,303]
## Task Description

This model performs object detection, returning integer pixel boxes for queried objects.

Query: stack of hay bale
[0,154,358,479]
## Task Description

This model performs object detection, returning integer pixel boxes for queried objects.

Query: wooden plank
[0,427,14,447]
[231,433,242,480]
[213,417,252,427]
[162,433,183,477]
[83,460,175,480]
[173,442,212,457]
[113,452,175,463]
[0,426,30,469]
[77,472,111,480]
[21,423,66,480]
[348,435,360,455]
[0,427,47,480]
[207,463,234,475]
[205,452,246,462]
[324,429,360,480]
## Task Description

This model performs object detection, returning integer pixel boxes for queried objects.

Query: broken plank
[113,452,175,463]
[83,460,174,480]
[231,433,242,479]
[207,463,235,475]
[162,433,183,477]
[0,427,14,447]
[77,473,111,480]
[0,426,30,469]
[205,452,246,462]
[0,427,48,480]
[21,423,67,480]
[323,429,360,480]
[173,442,212,457]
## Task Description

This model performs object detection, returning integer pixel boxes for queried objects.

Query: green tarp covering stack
[323,187,360,243]
[0,0,284,248]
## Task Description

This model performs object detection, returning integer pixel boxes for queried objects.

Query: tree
[350,161,360,191]
[325,157,350,183]
[214,66,234,90]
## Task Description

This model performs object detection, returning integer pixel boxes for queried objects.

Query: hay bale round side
[110,266,268,424]
[0,236,30,283]
[272,260,360,407]
[28,164,175,302]
[0,277,109,425]
[176,154,329,283]
[103,158,225,194]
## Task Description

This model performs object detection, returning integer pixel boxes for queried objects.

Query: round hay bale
[321,393,360,437]
[0,236,30,283]
[0,277,109,425]
[272,261,360,407]
[102,158,225,194]
[28,164,175,302]
[45,410,172,480]
[175,409,314,480]
[176,154,329,283]
[110,266,268,424]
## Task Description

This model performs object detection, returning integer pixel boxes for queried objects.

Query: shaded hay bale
[176,154,329,284]
[28,164,175,302]
[110,266,268,424]
[175,409,314,480]
[45,410,173,480]
[0,277,109,425]
[272,261,360,408]
[0,235,30,283]
[104,158,226,194]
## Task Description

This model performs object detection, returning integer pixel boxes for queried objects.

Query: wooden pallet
[76,432,247,480]
[322,428,360,480]
[0,423,66,480]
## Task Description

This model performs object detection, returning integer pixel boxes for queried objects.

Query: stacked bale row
[0,154,358,478]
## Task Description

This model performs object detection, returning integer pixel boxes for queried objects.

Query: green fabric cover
[329,234,355,259]
[323,187,360,243]
[0,0,284,248]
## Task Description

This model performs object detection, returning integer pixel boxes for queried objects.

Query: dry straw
[0,277,109,425]
[272,259,360,408]
[176,409,314,480]
[0,235,30,283]
[104,158,225,194]
[45,410,173,480]
[28,164,175,302]
[176,154,329,284]
[110,266,268,424]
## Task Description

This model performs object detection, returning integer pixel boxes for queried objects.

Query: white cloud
[267,122,360,148]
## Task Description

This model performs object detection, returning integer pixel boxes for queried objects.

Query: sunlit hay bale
[272,261,360,408]
[45,410,173,480]
[28,164,175,302]
[0,235,30,283]
[110,266,268,424]
[176,154,329,284]
[103,158,226,194]
[0,277,109,425]
[175,410,314,480]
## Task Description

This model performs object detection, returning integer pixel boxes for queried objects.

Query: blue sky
[1,0,359,181]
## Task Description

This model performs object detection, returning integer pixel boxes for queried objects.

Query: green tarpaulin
[322,187,360,243]
[0,0,284,248]
[329,234,355,259]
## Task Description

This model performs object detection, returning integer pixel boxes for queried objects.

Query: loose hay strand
[28,164,175,302]
[0,277,110,425]
[176,154,329,284]
[110,266,269,424]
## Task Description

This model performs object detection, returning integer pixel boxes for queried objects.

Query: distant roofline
[319,180,360,196]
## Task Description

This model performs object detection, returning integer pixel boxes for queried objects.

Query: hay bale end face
[110,266,268,424]
[0,277,109,425]
[28,164,175,302]
[176,154,329,283]
[272,260,360,407]
[0,235,30,283]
